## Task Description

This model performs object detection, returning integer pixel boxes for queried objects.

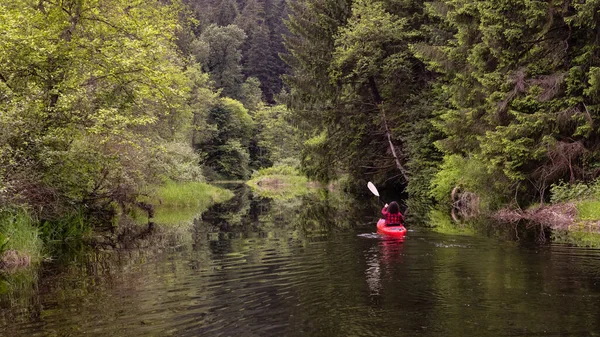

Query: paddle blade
[367,182,379,197]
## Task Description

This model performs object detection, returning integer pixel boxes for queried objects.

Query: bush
[550,180,600,203]
[150,142,205,183]
[252,162,300,177]
[429,155,508,211]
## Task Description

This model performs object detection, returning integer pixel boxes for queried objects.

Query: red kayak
[377,219,407,237]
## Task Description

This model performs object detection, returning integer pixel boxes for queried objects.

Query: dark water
[2,185,600,337]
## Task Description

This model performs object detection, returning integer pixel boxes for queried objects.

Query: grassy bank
[0,208,44,269]
[0,182,234,271]
[139,181,234,225]
[550,198,600,247]
[490,180,600,246]
[147,181,234,208]
[246,165,312,199]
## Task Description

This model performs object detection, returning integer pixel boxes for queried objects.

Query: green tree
[245,24,274,99]
[419,0,600,208]
[193,24,247,98]
[216,0,239,26]
[199,98,254,179]
[252,104,301,168]
[240,77,265,113]
[285,0,440,209]
[0,0,206,221]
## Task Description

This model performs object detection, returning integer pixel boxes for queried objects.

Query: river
[2,184,600,336]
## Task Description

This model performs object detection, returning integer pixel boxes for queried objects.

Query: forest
[3,0,600,265]
[284,0,600,226]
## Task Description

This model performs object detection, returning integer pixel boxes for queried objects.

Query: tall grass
[246,163,313,200]
[38,210,91,244]
[576,200,600,221]
[132,181,234,226]
[148,181,234,208]
[0,208,43,264]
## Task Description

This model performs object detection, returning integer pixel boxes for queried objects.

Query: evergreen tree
[193,24,247,98]
[420,1,600,208]
[199,98,254,179]
[284,0,439,210]
[245,24,274,99]
[216,0,239,26]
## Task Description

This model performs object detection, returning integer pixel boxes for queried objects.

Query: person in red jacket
[381,201,404,226]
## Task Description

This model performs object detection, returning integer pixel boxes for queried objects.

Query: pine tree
[419,0,600,208]
[216,0,239,26]
[245,24,274,100]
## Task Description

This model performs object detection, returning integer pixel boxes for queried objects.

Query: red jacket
[382,206,404,225]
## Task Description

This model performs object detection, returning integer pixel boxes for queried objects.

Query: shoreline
[0,182,233,272]
[493,201,600,245]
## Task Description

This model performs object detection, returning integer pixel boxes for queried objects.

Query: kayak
[377,219,407,237]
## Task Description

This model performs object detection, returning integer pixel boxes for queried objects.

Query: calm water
[2,185,600,336]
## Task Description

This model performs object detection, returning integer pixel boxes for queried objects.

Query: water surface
[2,185,600,336]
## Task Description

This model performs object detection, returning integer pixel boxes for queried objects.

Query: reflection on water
[2,184,600,336]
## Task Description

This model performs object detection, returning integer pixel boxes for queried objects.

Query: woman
[381,201,404,226]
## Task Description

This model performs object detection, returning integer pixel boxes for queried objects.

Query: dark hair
[388,201,400,214]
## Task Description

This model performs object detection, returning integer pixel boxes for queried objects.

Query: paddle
[367,182,386,207]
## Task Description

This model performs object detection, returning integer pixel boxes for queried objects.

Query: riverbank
[493,199,600,245]
[0,182,233,271]
[246,164,315,199]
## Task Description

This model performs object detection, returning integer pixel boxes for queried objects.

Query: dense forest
[284,0,600,222]
[3,0,600,263]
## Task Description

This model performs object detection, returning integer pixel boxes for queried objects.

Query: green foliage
[148,181,234,208]
[0,0,210,224]
[252,162,300,177]
[39,211,89,243]
[418,0,600,208]
[430,155,507,211]
[193,24,246,98]
[216,0,239,26]
[576,200,600,221]
[550,180,600,204]
[284,0,440,210]
[196,97,253,179]
[300,131,337,183]
[240,77,264,113]
[252,105,301,168]
[247,162,311,200]
[245,25,274,99]
[552,229,600,248]
[150,142,205,184]
[0,208,43,263]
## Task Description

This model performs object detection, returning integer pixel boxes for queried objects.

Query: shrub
[429,155,508,211]
[550,180,600,203]
[149,142,205,183]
